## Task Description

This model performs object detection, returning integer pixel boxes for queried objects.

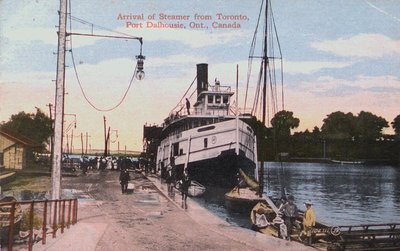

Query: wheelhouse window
[223,96,229,104]
[215,95,221,104]
[208,95,213,104]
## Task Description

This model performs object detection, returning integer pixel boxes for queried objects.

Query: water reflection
[265,162,400,225]
[195,162,400,227]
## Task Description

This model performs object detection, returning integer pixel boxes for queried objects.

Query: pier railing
[0,198,78,251]
[335,223,400,251]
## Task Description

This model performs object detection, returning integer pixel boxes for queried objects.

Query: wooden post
[74,199,78,224]
[42,200,48,244]
[28,201,34,251]
[67,199,72,228]
[61,200,65,233]
[51,0,67,201]
[8,202,16,251]
[53,200,58,238]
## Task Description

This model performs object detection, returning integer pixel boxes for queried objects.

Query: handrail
[0,198,78,251]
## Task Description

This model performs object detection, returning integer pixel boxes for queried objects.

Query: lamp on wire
[136,54,146,80]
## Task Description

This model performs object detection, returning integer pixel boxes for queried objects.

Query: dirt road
[61,171,257,250]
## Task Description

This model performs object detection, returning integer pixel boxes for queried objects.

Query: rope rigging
[245,0,284,125]
[66,0,142,112]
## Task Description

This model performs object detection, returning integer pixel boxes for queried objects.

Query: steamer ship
[153,64,258,187]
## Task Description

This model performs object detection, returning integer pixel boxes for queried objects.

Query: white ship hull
[156,118,257,187]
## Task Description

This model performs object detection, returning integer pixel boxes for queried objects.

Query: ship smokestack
[196,63,208,97]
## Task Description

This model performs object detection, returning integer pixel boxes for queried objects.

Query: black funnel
[196,63,208,96]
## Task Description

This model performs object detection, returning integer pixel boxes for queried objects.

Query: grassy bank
[2,173,50,192]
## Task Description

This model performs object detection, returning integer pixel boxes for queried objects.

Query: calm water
[195,162,400,227]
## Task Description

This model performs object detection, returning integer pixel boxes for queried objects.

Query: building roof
[0,129,41,148]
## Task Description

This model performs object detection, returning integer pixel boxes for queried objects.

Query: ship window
[180,149,183,155]
[246,126,253,133]
[216,95,221,104]
[208,95,213,104]
[197,125,215,132]
[173,143,179,156]
[223,96,229,104]
[204,138,208,148]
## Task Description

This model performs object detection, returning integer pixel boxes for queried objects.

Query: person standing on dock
[302,200,316,245]
[180,170,191,209]
[119,168,130,194]
[282,195,299,241]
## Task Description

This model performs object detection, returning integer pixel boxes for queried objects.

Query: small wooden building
[0,129,40,170]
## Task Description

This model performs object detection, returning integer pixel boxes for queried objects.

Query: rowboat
[187,180,206,197]
[250,201,341,250]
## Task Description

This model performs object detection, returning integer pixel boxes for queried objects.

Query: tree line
[1,108,399,165]
[261,110,400,164]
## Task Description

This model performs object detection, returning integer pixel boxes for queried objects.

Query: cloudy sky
[1,0,399,152]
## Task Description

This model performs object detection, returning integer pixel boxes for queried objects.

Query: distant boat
[331,159,365,165]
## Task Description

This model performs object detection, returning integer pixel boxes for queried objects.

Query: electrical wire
[67,0,139,112]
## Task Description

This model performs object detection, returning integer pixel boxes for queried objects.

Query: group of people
[75,156,136,174]
[165,161,191,209]
[254,194,316,245]
[278,195,316,244]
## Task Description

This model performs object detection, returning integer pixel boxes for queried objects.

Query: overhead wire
[67,0,139,112]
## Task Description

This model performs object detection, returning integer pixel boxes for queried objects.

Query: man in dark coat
[282,195,299,240]
[180,170,191,209]
[119,169,130,194]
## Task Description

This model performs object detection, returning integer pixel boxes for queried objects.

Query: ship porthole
[211,136,217,144]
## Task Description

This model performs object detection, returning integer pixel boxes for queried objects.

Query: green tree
[270,110,300,138]
[355,111,388,142]
[321,111,356,141]
[392,114,400,136]
[1,108,52,151]
[270,110,300,155]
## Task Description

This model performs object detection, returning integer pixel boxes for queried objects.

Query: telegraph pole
[104,116,107,156]
[85,132,88,154]
[81,133,84,156]
[51,0,67,200]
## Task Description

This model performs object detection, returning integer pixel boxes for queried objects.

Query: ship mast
[258,0,269,197]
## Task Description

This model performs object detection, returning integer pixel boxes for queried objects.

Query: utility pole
[107,127,111,155]
[85,132,88,155]
[51,0,67,200]
[81,133,84,156]
[103,116,107,157]
[70,129,74,154]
